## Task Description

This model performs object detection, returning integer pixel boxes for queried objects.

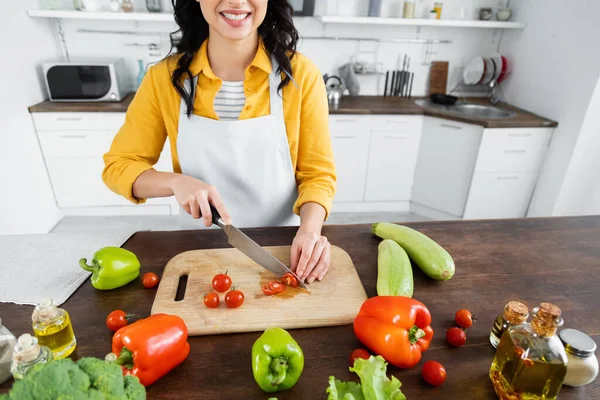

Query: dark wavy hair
[168,0,299,117]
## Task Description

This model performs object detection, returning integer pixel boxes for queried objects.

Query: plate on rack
[491,54,503,82]
[463,56,485,85]
[481,57,495,85]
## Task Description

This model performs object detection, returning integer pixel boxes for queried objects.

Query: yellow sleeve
[292,59,337,219]
[102,64,168,204]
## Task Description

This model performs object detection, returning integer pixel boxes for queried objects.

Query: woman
[102,0,336,284]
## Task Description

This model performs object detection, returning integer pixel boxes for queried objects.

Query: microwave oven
[41,58,131,102]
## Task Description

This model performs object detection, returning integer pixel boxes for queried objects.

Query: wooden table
[1,217,599,399]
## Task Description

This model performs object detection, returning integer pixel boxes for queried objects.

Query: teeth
[222,12,248,21]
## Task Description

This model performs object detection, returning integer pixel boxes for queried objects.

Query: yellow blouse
[102,39,336,218]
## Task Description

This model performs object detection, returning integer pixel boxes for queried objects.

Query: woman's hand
[290,202,330,284]
[168,174,232,227]
[290,230,331,284]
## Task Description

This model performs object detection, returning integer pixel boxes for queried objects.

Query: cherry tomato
[455,309,475,329]
[281,273,299,288]
[446,327,467,347]
[422,361,446,387]
[212,271,232,293]
[204,292,220,308]
[349,348,370,367]
[225,288,244,308]
[106,310,132,332]
[261,284,277,296]
[142,272,159,288]
[268,281,286,293]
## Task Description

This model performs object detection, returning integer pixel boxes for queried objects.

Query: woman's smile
[220,9,251,27]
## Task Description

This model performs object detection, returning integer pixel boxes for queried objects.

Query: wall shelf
[28,10,526,29]
[27,9,174,22]
[319,16,526,29]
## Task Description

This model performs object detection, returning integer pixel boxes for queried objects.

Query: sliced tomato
[268,281,286,293]
[261,283,277,296]
[281,273,299,288]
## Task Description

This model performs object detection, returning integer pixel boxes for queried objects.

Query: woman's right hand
[169,174,232,227]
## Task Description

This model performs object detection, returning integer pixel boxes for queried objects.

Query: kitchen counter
[28,94,558,129]
[1,216,598,399]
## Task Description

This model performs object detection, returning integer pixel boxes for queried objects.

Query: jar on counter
[0,318,17,385]
[10,334,53,380]
[146,0,162,12]
[402,0,415,18]
[559,329,599,387]
[31,298,77,360]
[433,2,443,19]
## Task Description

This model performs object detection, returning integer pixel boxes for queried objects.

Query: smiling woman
[102,0,337,285]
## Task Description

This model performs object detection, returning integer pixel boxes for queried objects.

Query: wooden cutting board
[151,245,368,336]
[428,61,449,95]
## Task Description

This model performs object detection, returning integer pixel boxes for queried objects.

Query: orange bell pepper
[353,296,434,369]
[111,313,190,386]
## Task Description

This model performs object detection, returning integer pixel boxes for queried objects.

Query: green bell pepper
[79,246,140,290]
[252,327,304,393]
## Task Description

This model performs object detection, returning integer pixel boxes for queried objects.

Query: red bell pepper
[353,296,434,369]
[111,313,190,386]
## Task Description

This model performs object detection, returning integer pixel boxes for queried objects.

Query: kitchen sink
[415,99,517,119]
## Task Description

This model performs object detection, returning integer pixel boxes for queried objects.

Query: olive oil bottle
[31,298,76,360]
[489,302,568,400]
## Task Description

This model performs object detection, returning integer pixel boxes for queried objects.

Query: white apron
[176,58,300,229]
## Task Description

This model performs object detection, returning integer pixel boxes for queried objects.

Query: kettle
[324,75,344,109]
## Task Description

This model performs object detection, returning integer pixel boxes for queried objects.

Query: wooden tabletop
[1,216,598,399]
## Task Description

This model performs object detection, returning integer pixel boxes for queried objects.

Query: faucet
[488,80,500,105]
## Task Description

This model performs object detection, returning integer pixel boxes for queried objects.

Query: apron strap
[268,58,284,118]
[180,75,199,114]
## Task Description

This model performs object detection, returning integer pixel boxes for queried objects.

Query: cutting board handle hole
[174,274,188,302]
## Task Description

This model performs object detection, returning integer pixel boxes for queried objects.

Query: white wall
[498,0,600,217]
[553,74,600,215]
[0,0,62,235]
[56,0,509,98]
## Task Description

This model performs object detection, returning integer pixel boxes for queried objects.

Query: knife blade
[206,204,309,290]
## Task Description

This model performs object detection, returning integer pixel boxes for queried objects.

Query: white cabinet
[463,172,537,219]
[411,118,484,217]
[364,117,422,202]
[33,112,176,215]
[411,117,553,220]
[330,115,422,209]
[329,116,371,203]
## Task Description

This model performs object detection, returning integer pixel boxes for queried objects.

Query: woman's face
[198,0,268,41]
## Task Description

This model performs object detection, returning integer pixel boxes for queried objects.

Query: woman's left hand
[290,230,331,284]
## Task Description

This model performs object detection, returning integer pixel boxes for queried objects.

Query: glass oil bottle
[31,298,76,360]
[489,302,568,400]
[10,334,53,380]
[490,301,529,348]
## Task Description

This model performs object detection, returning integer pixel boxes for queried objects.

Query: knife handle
[208,203,222,226]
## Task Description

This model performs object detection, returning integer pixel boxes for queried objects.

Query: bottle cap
[13,334,41,362]
[503,301,529,324]
[32,298,58,323]
[532,302,563,336]
[559,328,597,358]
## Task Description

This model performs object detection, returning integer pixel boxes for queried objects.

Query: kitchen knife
[206,204,309,289]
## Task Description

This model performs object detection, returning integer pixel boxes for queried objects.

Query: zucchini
[377,239,413,297]
[372,222,455,281]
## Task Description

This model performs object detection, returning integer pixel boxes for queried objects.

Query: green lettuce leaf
[350,356,406,400]
[326,356,406,400]
[327,376,365,400]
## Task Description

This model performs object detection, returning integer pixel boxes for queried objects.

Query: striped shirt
[214,81,246,120]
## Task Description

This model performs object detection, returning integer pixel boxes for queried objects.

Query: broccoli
[0,357,145,400]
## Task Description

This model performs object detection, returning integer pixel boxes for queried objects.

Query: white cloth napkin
[0,231,136,306]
